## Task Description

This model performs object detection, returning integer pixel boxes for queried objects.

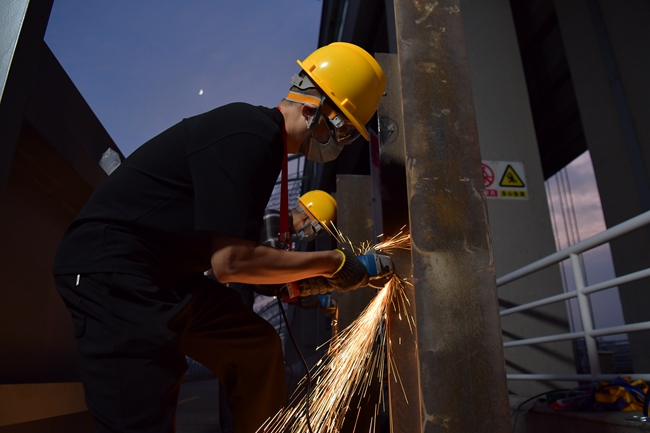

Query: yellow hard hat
[298,190,337,229]
[297,42,386,141]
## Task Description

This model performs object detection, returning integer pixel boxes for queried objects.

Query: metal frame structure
[499,210,650,381]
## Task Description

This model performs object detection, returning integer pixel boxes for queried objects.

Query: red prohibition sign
[483,163,495,187]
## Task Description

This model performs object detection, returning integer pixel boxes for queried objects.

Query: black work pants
[55,272,286,433]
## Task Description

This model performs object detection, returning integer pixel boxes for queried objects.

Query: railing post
[570,253,601,375]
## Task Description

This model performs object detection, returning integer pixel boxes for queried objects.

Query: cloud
[546,151,607,249]
[546,152,626,333]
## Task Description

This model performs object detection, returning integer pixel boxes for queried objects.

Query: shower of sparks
[257,229,413,433]
[329,224,411,257]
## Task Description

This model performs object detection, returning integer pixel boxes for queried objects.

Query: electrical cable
[511,389,571,431]
[276,296,315,433]
[274,298,297,393]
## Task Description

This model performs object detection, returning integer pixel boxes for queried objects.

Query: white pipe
[500,291,576,316]
[571,253,601,375]
[504,321,650,347]
[503,331,584,348]
[500,267,650,316]
[589,320,650,337]
[507,374,650,382]
[582,267,650,295]
[497,210,650,287]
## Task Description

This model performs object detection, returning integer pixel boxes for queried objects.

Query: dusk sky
[545,151,625,336]
[44,0,323,157]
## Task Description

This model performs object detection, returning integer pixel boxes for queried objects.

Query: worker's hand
[294,249,369,297]
[298,276,335,297]
[326,248,369,292]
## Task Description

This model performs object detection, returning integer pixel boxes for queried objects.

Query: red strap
[282,281,302,303]
[277,107,300,301]
[277,107,292,251]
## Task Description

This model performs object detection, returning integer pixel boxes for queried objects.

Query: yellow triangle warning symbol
[499,165,525,187]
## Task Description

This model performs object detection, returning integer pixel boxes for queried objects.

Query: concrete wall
[0,1,117,429]
[461,0,576,395]
[1,41,114,386]
[0,122,93,384]
[554,0,650,373]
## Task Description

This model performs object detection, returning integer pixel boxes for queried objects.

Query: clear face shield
[320,103,361,145]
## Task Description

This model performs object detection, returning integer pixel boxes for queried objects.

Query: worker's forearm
[211,244,342,285]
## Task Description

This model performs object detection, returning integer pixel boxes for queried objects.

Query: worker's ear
[300,104,317,122]
[298,212,310,227]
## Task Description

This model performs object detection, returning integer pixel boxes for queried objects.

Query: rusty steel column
[393,1,511,432]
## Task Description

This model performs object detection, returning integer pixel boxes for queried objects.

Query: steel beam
[392,1,511,431]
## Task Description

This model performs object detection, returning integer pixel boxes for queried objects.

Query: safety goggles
[284,91,362,145]
[320,103,361,145]
[294,207,326,242]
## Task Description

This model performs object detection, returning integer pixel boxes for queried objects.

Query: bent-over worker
[53,42,386,433]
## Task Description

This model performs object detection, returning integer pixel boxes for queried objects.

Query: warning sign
[499,165,525,187]
[483,164,495,188]
[482,161,528,200]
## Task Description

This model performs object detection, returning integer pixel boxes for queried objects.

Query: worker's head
[292,190,337,242]
[282,43,386,163]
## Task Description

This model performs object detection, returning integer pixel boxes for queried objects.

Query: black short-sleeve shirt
[53,103,284,284]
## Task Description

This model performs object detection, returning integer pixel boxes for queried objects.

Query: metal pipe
[393,1,510,431]
[503,320,650,347]
[497,210,650,286]
[501,267,650,316]
[500,291,576,317]
[589,320,650,337]
[503,331,585,348]
[571,253,601,375]
[508,374,650,382]
[582,267,650,295]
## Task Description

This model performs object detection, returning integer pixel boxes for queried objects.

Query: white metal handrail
[500,268,650,317]
[497,210,650,381]
[497,211,650,286]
